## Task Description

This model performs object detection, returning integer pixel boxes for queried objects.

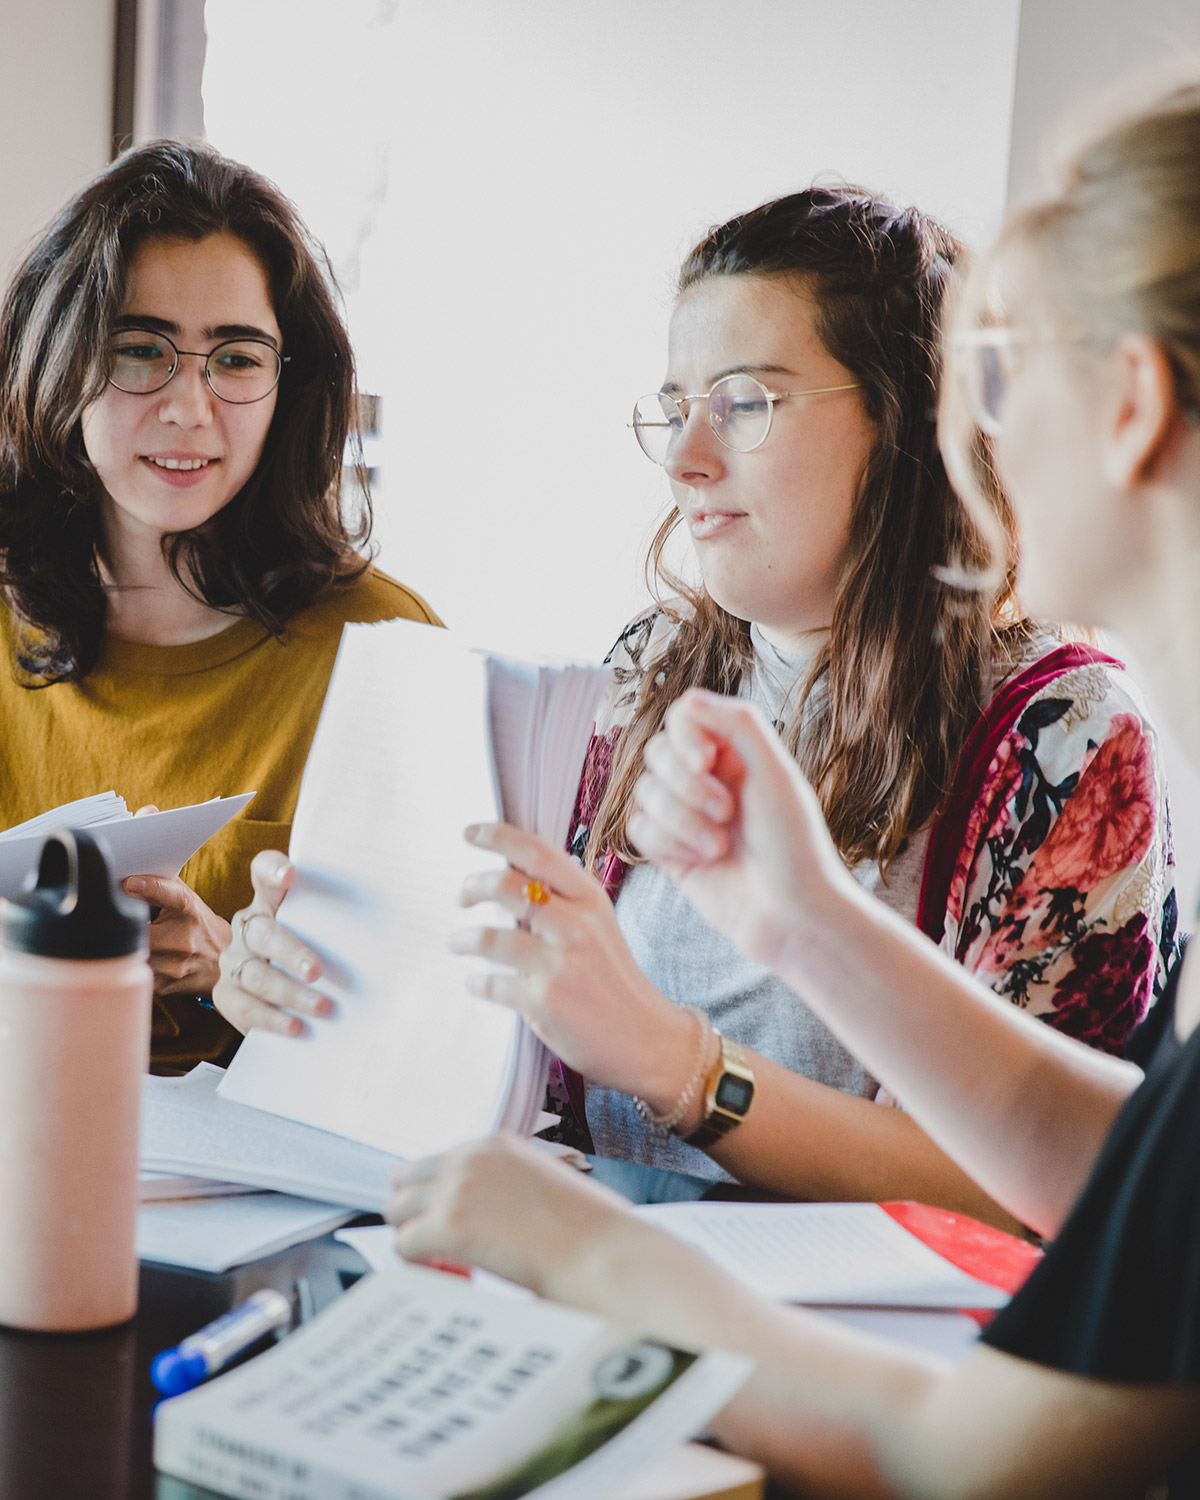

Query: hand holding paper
[213,851,334,1037]
[0,792,255,900]
[217,620,611,1160]
[453,821,698,1106]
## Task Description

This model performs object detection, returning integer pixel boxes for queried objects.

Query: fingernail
[124,877,146,894]
[299,956,319,981]
[687,748,709,772]
[314,995,335,1019]
[286,1016,304,1037]
[272,858,292,881]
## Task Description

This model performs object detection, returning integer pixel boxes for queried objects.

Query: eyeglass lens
[977,344,1007,430]
[632,374,774,464]
[106,330,282,404]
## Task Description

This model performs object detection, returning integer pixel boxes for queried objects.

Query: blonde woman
[388,83,1200,1497]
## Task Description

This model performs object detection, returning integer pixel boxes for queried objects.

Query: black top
[983,959,1200,1495]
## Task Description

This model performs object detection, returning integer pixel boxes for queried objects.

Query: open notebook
[217,621,610,1159]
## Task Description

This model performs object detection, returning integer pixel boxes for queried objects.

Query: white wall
[0,0,115,279]
[204,0,1021,659]
[1008,0,1200,204]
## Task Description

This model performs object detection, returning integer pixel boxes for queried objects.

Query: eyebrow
[113,313,280,347]
[660,362,797,393]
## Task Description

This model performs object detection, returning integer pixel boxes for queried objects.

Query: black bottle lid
[2,829,149,959]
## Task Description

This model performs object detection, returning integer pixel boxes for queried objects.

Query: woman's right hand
[628,689,857,973]
[213,851,335,1036]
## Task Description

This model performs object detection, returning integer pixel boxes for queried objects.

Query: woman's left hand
[123,872,232,999]
[453,822,697,1109]
[386,1133,649,1305]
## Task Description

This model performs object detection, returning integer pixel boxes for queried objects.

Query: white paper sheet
[219,623,606,1159]
[335,1224,984,1366]
[139,1171,260,1202]
[814,1306,980,1364]
[0,793,255,898]
[636,1202,1007,1309]
[141,1063,403,1211]
[137,1192,351,1271]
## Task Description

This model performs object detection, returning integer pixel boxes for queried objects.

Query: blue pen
[151,1288,292,1396]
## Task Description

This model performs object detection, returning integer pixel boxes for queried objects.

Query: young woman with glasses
[221,185,1173,1228]
[0,142,439,1072]
[385,82,1200,1496]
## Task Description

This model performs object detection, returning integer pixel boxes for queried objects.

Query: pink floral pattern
[946,677,1177,1054]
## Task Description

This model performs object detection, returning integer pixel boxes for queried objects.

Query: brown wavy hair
[0,139,371,684]
[586,186,1026,876]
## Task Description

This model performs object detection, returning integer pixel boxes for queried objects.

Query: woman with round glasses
[387,81,1200,1496]
[0,141,438,1071]
[222,186,1173,1229]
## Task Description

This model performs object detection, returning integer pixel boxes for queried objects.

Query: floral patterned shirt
[569,609,1178,1067]
[936,657,1177,1052]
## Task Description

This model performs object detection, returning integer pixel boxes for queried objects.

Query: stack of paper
[141,1064,403,1212]
[139,1171,259,1202]
[218,622,610,1160]
[0,790,130,837]
[0,792,255,898]
[137,1194,353,1273]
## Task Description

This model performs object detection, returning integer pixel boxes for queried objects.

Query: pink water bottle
[0,829,151,1331]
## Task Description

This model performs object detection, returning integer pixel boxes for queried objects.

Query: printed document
[219,621,608,1159]
[154,1262,750,1500]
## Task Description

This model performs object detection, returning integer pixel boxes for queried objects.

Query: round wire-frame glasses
[105,327,288,405]
[630,372,858,464]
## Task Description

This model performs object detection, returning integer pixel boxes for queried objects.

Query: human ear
[1102,334,1178,487]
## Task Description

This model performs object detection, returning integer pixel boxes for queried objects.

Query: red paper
[879,1201,1042,1324]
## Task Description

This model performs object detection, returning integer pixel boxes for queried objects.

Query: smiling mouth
[143,456,219,471]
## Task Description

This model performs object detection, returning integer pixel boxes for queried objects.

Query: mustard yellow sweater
[0,567,440,1070]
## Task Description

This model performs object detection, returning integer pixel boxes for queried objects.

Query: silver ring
[230,956,254,985]
[234,910,267,944]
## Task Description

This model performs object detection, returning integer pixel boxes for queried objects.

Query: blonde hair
[941,79,1200,513]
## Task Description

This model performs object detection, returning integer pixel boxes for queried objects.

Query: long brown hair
[0,140,370,684]
[587,186,1024,876]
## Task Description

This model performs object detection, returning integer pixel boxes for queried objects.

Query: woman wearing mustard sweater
[0,142,438,1071]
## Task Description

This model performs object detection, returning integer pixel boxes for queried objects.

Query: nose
[156,354,215,429]
[663,401,725,486]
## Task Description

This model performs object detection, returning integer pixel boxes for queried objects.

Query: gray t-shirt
[584,626,928,1180]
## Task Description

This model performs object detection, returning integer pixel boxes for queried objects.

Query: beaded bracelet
[633,1006,716,1137]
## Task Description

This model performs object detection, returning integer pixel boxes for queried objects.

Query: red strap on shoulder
[916,643,1123,945]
